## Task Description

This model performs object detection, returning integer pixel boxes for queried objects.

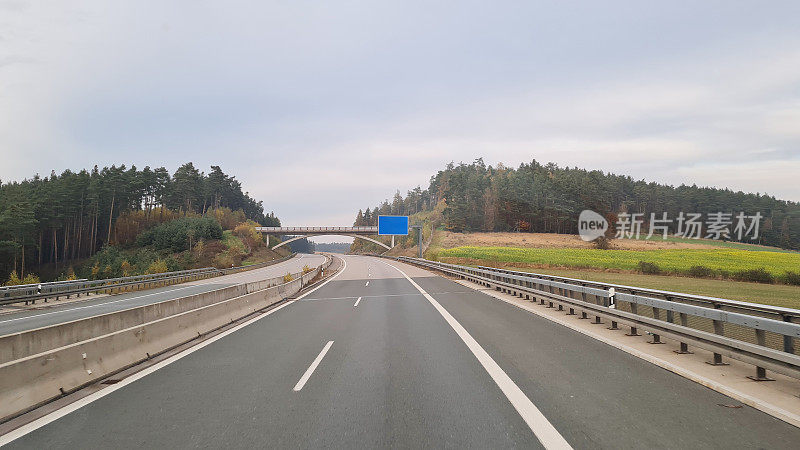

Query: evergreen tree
[351,159,800,249]
[0,163,279,281]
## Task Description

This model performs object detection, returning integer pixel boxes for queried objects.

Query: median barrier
[0,255,333,422]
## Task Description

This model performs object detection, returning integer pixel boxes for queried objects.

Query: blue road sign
[378,215,409,235]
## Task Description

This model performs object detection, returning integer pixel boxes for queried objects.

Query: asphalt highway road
[0,253,326,336]
[4,255,799,448]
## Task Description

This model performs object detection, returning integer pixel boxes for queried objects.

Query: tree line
[353,158,800,250]
[0,162,280,279]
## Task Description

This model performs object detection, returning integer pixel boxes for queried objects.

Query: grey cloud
[2,1,800,227]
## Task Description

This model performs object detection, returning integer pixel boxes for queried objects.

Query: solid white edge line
[456,279,800,429]
[0,255,347,446]
[354,296,362,307]
[381,260,572,450]
[292,341,334,391]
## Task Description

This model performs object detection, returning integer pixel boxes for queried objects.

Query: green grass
[222,230,246,254]
[437,246,800,279]
[632,235,799,253]
[506,267,800,309]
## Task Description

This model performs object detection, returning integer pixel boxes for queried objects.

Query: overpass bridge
[256,226,393,250]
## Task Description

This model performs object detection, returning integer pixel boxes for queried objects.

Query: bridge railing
[256,226,378,234]
[390,256,800,382]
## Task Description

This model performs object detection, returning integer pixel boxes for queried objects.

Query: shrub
[7,272,42,285]
[283,273,294,283]
[164,256,183,272]
[213,251,235,269]
[146,259,169,274]
[120,260,132,277]
[302,265,313,274]
[781,271,800,286]
[91,263,101,279]
[687,265,714,278]
[4,271,21,286]
[180,251,195,268]
[113,208,180,247]
[222,231,247,256]
[208,207,247,230]
[22,273,41,284]
[592,236,610,250]
[137,217,223,252]
[732,268,774,284]
[233,220,263,253]
[637,261,662,275]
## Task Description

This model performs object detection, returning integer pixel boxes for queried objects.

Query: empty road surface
[3,255,799,448]
[0,253,326,335]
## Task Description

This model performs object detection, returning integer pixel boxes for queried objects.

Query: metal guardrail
[0,268,221,306]
[0,253,298,307]
[478,265,800,320]
[0,279,89,292]
[0,279,91,300]
[393,257,800,382]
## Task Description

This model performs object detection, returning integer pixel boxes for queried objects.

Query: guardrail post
[707,304,730,366]
[674,312,693,354]
[578,290,589,319]
[783,316,796,354]
[550,286,575,316]
[648,307,665,344]
[748,329,776,381]
[626,303,642,336]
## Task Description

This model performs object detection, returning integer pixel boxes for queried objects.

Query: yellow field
[436,246,800,282]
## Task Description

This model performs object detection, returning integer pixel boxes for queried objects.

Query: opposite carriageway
[0,255,300,307]
[0,254,327,336]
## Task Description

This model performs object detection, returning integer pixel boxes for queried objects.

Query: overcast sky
[2,1,799,241]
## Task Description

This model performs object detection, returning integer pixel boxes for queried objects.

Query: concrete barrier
[0,256,332,422]
[0,275,295,364]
